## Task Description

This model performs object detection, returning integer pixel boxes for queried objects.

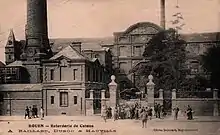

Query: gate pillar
[146,75,155,107]
[171,89,177,117]
[213,89,219,116]
[108,75,118,109]
[85,90,94,116]
[101,89,106,115]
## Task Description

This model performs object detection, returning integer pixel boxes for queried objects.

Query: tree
[130,28,187,91]
[201,45,220,89]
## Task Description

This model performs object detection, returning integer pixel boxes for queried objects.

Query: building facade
[104,22,163,92]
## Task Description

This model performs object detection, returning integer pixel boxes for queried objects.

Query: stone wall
[171,89,219,116]
[172,99,215,116]
[0,91,42,116]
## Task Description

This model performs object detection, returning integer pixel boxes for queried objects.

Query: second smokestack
[160,0,166,29]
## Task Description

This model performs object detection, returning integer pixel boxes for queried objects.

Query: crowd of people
[101,102,194,128]
[24,106,44,120]
[23,103,193,124]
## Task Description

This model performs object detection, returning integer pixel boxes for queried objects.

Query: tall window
[0,93,3,102]
[93,68,96,82]
[59,67,62,81]
[74,96,77,104]
[87,67,90,81]
[73,69,77,80]
[12,68,16,74]
[119,62,127,73]
[37,68,43,83]
[60,92,68,107]
[51,96,54,104]
[190,61,199,75]
[119,46,126,56]
[100,70,102,82]
[50,69,54,80]
[134,46,142,56]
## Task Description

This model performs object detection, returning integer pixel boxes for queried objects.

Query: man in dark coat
[154,103,158,118]
[24,106,29,119]
[157,104,161,119]
[186,105,193,120]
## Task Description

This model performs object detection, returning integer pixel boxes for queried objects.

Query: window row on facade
[115,34,154,44]
[45,65,105,83]
[49,68,78,81]
[118,45,145,57]
[50,92,78,107]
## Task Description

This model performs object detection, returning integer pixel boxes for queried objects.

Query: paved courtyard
[0,116,220,135]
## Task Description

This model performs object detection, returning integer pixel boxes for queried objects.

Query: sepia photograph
[0,0,219,134]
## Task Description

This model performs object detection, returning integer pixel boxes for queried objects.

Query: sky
[0,0,219,62]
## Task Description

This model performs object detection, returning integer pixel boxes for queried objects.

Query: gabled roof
[0,61,5,67]
[50,45,87,60]
[6,29,16,46]
[6,60,24,67]
[8,29,15,41]
[180,32,220,42]
[49,37,114,53]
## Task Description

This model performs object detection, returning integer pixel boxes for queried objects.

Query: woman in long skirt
[141,109,148,128]
[40,107,44,120]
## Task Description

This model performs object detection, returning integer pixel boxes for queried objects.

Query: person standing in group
[157,104,161,119]
[109,107,112,119]
[101,105,107,122]
[135,108,139,120]
[140,109,148,128]
[24,106,29,119]
[34,106,38,118]
[31,106,35,118]
[121,107,125,119]
[147,106,153,120]
[40,107,44,120]
[173,106,179,120]
[186,105,193,120]
[161,105,166,117]
[154,103,158,118]
[28,106,32,119]
[113,106,118,121]
[131,106,135,119]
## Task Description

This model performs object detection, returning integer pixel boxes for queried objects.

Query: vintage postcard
[0,0,219,135]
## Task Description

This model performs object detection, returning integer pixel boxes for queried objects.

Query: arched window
[8,40,12,45]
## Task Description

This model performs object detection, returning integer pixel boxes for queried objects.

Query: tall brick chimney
[160,0,166,29]
[25,0,52,60]
[23,0,52,83]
